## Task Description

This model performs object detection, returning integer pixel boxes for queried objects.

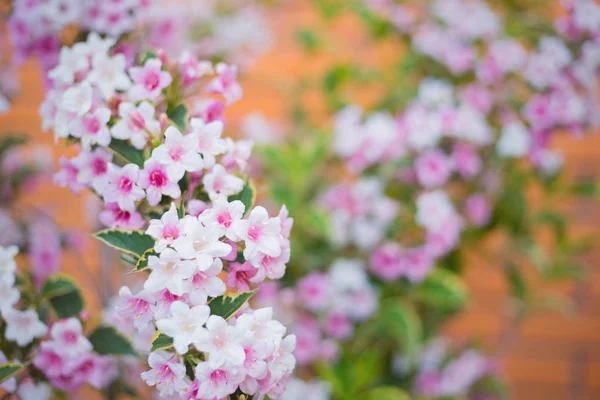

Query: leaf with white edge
[0,362,25,384]
[94,229,155,258]
[133,248,157,272]
[42,275,85,319]
[108,139,145,167]
[416,269,468,310]
[151,331,174,352]
[365,387,410,400]
[228,179,255,214]
[168,104,188,132]
[209,289,258,320]
[88,326,138,356]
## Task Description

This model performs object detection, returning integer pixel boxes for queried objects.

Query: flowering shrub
[31,30,296,399]
[247,0,600,398]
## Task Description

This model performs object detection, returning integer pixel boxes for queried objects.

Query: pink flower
[72,148,112,193]
[128,58,172,102]
[146,203,183,252]
[199,196,245,239]
[152,126,204,181]
[425,215,463,258]
[69,107,112,150]
[297,272,329,312]
[415,149,454,188]
[324,313,353,339]
[103,163,145,211]
[99,203,145,229]
[208,63,243,105]
[465,194,491,227]
[117,286,157,332]
[402,247,434,283]
[141,351,187,396]
[111,101,160,150]
[138,159,182,206]
[49,318,92,357]
[370,242,404,281]
[194,361,244,399]
[233,206,282,262]
[33,342,67,378]
[452,143,481,179]
[189,118,226,168]
[185,258,226,299]
[250,242,290,282]
[203,164,244,198]
[226,261,258,291]
[54,156,85,193]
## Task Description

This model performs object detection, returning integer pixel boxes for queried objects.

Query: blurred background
[1,1,599,399]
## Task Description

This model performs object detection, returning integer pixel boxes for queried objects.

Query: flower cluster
[407,339,497,398]
[141,0,273,68]
[42,31,297,398]
[318,178,398,250]
[257,259,378,366]
[7,0,153,72]
[33,318,117,391]
[0,245,118,398]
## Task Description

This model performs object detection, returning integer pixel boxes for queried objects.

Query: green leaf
[151,331,174,352]
[417,269,468,310]
[94,229,155,258]
[133,248,157,272]
[108,139,146,167]
[228,180,256,214]
[380,300,422,358]
[42,275,85,319]
[209,289,258,320]
[365,387,410,400]
[88,326,138,356]
[168,104,188,132]
[0,362,25,384]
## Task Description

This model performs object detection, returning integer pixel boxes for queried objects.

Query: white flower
[189,118,227,168]
[203,165,245,198]
[415,190,456,231]
[48,46,90,85]
[0,281,20,316]
[141,351,187,396]
[173,217,231,266]
[233,206,282,261]
[151,126,204,180]
[194,315,245,369]
[144,248,197,295]
[418,79,454,108]
[497,122,531,158]
[60,82,93,117]
[156,301,210,354]
[87,53,131,99]
[0,245,18,286]
[4,308,47,346]
[405,106,444,151]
